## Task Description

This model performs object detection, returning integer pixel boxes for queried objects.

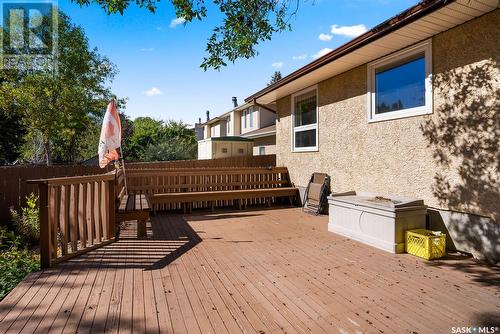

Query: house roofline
[244,0,454,103]
[241,129,276,139]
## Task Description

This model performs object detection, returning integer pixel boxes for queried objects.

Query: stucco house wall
[275,11,499,262]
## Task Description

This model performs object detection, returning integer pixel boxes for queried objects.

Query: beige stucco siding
[275,10,499,220]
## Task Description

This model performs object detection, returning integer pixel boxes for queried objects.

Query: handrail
[126,167,289,177]
[27,172,116,186]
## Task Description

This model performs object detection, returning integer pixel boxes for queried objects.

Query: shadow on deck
[1,207,499,334]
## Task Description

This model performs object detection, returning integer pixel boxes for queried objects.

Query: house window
[238,148,244,154]
[227,115,231,133]
[292,87,318,152]
[367,40,432,122]
[259,147,265,155]
[249,107,254,128]
[222,148,228,153]
[243,110,247,129]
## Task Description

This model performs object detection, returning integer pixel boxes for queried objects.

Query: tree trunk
[44,141,52,166]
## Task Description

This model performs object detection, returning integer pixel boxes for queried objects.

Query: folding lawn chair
[303,173,330,215]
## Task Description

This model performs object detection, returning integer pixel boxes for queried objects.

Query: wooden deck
[1,207,499,333]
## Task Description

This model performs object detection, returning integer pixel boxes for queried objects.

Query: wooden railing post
[38,182,51,268]
[107,179,116,239]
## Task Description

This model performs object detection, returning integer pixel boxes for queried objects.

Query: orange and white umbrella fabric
[98,100,122,168]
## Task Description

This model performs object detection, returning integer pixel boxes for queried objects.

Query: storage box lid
[328,192,425,210]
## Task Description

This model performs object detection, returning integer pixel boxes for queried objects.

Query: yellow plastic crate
[405,229,446,260]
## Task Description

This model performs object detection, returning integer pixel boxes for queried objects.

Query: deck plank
[1,207,499,334]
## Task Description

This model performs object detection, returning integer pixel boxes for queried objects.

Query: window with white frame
[249,107,254,128]
[243,110,247,129]
[292,87,318,152]
[227,115,231,133]
[367,40,432,122]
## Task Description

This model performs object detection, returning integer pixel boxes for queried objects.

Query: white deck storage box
[327,192,427,253]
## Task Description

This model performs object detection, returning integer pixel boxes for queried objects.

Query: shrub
[0,247,39,300]
[10,193,40,245]
[0,225,19,249]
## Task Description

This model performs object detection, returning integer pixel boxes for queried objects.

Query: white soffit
[257,0,498,105]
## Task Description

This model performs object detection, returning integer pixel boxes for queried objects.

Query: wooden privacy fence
[126,154,276,169]
[126,167,295,212]
[28,173,116,268]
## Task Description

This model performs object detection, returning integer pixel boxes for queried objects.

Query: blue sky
[58,0,418,125]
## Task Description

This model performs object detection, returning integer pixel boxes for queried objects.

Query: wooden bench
[114,168,151,238]
[150,187,298,213]
[125,167,299,213]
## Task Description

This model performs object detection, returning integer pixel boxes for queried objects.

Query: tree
[268,71,282,86]
[126,118,197,162]
[0,109,26,164]
[0,11,118,165]
[142,137,197,162]
[127,117,166,161]
[0,70,28,164]
[73,0,300,70]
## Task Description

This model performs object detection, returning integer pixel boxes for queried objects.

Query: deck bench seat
[150,187,298,213]
[114,168,151,237]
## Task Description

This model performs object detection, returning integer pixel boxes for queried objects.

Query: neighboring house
[241,124,276,156]
[193,118,204,141]
[198,98,277,159]
[245,0,499,262]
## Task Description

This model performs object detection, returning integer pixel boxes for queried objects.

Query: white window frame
[227,115,231,133]
[291,85,318,152]
[367,39,433,123]
[249,107,254,128]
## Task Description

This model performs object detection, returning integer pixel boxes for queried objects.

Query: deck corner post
[38,182,51,269]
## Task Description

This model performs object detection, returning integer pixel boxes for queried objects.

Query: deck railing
[28,173,116,268]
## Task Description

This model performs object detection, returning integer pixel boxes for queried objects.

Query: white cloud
[330,24,368,38]
[272,62,284,69]
[312,48,333,59]
[140,47,154,52]
[170,17,186,28]
[144,87,163,96]
[292,54,308,60]
[318,33,332,41]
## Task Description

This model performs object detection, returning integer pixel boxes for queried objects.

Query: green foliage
[142,137,197,162]
[1,195,41,301]
[71,0,298,70]
[0,247,39,300]
[0,226,18,249]
[0,11,121,165]
[268,71,282,86]
[10,194,40,245]
[126,118,197,162]
[0,108,26,164]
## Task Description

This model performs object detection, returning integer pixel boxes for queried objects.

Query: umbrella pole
[117,147,128,195]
